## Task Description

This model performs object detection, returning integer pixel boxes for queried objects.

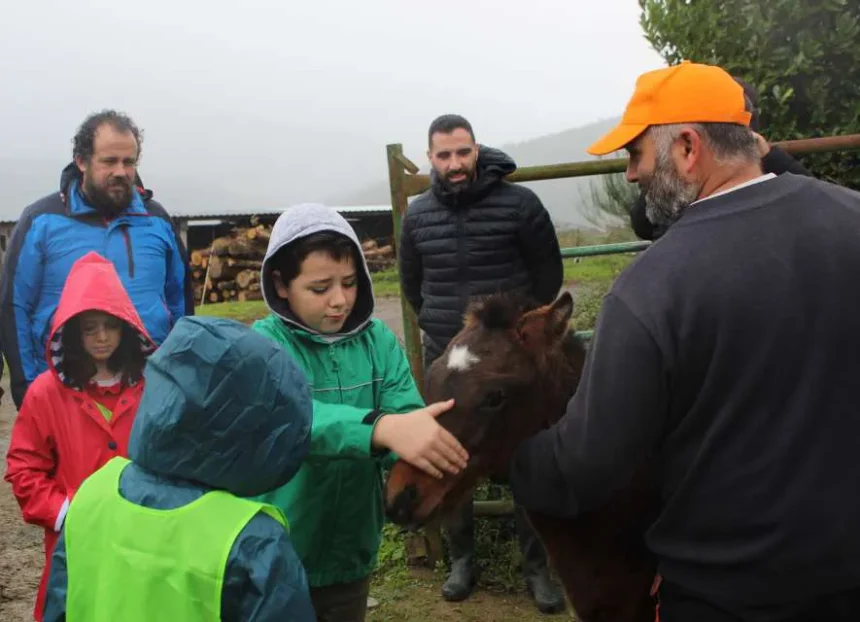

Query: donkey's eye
[481,390,507,411]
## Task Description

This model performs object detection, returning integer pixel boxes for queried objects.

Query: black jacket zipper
[456,203,467,314]
[120,226,135,278]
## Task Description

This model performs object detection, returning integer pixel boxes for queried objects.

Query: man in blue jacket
[0,110,193,409]
[43,316,316,621]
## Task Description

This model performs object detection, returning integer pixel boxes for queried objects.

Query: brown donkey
[384,292,659,622]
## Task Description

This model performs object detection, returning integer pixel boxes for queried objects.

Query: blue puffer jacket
[0,164,194,409]
[42,316,316,622]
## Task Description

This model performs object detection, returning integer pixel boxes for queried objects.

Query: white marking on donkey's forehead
[447,344,480,372]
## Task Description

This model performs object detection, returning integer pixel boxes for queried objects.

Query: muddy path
[0,374,43,622]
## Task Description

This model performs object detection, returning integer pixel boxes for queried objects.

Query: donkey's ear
[516,292,574,351]
[547,292,574,337]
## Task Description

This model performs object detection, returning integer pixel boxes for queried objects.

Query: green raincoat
[252,203,424,588]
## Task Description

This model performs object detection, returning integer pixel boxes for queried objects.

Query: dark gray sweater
[510,173,860,605]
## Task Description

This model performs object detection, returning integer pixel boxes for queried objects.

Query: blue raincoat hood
[128,316,312,497]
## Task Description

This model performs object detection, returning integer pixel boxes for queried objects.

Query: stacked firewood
[190,225,269,304]
[190,225,396,305]
[360,239,396,273]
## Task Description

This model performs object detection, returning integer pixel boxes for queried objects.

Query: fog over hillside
[0,0,663,226]
[0,117,625,228]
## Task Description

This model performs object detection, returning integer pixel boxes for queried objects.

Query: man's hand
[372,400,469,479]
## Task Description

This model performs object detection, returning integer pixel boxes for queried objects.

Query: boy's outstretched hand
[372,399,469,479]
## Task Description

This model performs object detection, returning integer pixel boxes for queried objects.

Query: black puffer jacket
[399,147,563,362]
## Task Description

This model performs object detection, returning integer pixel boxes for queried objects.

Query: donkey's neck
[538,332,585,427]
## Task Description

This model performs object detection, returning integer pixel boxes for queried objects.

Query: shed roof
[146,204,393,221]
[0,203,393,225]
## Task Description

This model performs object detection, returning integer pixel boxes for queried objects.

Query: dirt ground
[0,374,43,621]
[0,300,577,620]
[367,567,574,622]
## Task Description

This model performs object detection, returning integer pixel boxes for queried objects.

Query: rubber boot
[515,504,566,615]
[441,498,477,602]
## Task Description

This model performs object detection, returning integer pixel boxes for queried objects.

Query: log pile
[190,225,395,305]
[190,225,268,305]
[360,239,396,273]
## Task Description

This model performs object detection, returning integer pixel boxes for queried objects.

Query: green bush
[639,0,860,189]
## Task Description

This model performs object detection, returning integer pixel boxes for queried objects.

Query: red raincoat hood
[46,252,155,377]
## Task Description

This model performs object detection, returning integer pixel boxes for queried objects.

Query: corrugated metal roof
[0,204,393,225]
[171,204,392,221]
[331,204,393,214]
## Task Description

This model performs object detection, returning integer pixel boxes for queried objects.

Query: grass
[196,299,268,324]
[365,567,574,622]
[367,522,575,622]
[564,254,633,286]
[370,267,403,298]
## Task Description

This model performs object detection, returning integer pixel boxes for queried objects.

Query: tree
[639,0,860,189]
[582,170,641,230]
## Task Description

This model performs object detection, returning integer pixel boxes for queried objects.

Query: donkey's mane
[467,292,541,331]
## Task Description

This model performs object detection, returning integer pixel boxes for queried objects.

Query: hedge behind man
[0,110,193,409]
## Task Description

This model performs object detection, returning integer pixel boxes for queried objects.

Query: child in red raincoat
[4,251,155,621]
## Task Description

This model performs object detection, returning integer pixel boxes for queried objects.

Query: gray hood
[261,203,376,337]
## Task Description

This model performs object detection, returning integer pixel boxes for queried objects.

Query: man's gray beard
[644,153,701,228]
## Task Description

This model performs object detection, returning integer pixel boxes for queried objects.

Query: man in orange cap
[626,74,812,241]
[509,61,860,621]
[586,61,764,228]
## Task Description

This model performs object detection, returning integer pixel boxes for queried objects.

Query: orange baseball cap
[586,61,753,156]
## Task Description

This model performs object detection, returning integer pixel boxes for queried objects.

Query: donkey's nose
[386,484,419,525]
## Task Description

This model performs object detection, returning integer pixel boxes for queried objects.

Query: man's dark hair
[732,76,761,131]
[61,316,147,389]
[271,231,359,286]
[428,114,475,148]
[72,110,143,162]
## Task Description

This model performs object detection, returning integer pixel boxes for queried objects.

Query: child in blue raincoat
[42,316,316,621]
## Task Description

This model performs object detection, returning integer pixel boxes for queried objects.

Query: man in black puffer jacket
[398,114,565,614]
[400,115,563,363]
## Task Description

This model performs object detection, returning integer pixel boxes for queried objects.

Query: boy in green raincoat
[253,203,469,621]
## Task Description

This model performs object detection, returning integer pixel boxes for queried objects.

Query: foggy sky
[0,0,664,210]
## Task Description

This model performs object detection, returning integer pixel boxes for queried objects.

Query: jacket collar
[60,162,153,216]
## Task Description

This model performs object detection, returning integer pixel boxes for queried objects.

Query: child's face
[79,311,123,363]
[273,251,358,333]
